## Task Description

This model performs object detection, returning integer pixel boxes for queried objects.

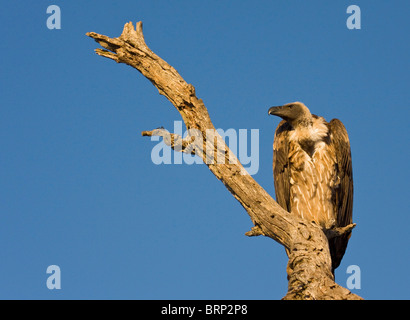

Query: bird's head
[268,102,312,128]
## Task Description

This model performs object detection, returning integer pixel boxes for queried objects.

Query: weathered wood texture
[87,22,362,300]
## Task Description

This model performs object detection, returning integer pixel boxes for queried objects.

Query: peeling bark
[87,22,362,300]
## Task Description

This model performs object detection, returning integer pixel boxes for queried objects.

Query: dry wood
[87,21,362,300]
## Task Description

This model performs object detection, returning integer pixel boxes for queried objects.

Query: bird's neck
[289,117,329,156]
[293,116,313,128]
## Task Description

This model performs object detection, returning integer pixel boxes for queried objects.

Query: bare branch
[324,223,356,240]
[245,225,265,237]
[141,128,196,154]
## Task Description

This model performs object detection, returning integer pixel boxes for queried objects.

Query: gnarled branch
[87,21,362,300]
[324,223,357,240]
[142,129,196,154]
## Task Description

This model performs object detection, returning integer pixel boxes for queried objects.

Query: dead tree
[87,22,362,300]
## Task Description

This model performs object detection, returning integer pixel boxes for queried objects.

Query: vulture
[268,102,353,272]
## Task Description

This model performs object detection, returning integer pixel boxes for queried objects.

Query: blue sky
[0,1,409,300]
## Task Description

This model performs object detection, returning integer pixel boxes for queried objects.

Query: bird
[268,102,353,272]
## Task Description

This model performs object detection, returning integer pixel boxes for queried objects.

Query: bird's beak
[268,106,284,116]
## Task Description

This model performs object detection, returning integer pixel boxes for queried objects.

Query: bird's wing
[328,118,354,271]
[329,119,353,227]
[273,120,292,212]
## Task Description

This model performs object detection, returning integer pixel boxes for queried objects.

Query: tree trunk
[86,21,362,300]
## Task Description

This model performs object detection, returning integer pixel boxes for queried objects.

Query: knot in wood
[299,226,311,240]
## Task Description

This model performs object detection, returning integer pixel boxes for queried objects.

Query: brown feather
[273,120,292,213]
[327,119,353,271]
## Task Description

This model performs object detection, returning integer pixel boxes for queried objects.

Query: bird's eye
[289,105,294,108]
